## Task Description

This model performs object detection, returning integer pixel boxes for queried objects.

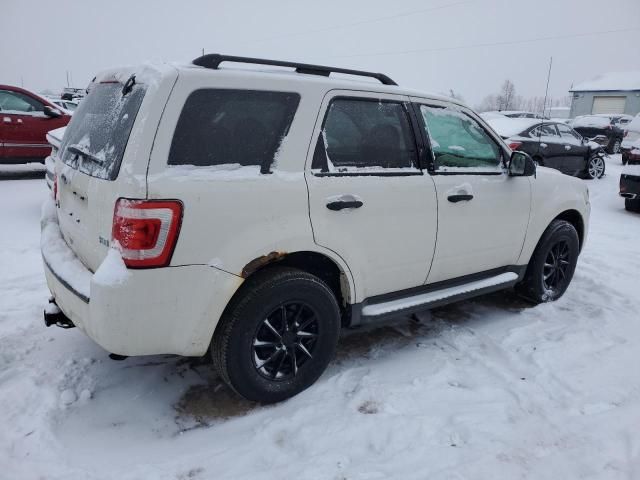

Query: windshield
[60,82,146,180]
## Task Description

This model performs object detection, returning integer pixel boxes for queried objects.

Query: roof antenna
[536,56,553,154]
[542,56,553,119]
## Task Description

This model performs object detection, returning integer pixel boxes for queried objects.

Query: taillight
[112,199,183,268]
[53,173,58,201]
[508,141,522,151]
[624,130,628,138]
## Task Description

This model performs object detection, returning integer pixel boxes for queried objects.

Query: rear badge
[99,236,110,247]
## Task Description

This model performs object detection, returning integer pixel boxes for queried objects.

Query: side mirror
[43,105,62,118]
[509,151,536,177]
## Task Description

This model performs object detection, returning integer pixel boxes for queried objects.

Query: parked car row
[486,117,606,179]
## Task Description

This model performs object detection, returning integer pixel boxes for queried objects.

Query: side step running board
[361,272,519,319]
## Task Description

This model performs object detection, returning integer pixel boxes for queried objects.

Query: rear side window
[61,82,146,180]
[313,98,418,172]
[168,89,300,172]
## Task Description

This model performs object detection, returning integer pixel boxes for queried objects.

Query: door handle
[326,200,363,211]
[447,194,473,203]
[565,145,571,150]
[2,117,11,124]
[540,143,547,148]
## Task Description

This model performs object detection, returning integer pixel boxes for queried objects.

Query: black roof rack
[192,54,398,86]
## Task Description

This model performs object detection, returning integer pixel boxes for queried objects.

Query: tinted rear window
[60,82,146,180]
[168,89,300,172]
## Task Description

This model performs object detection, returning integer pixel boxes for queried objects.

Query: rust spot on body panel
[241,251,287,278]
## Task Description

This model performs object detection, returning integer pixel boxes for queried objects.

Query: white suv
[42,54,590,403]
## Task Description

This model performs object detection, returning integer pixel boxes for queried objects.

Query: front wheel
[212,267,340,403]
[585,154,606,179]
[517,220,580,304]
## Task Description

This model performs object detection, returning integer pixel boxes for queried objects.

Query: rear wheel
[212,267,340,403]
[585,154,605,179]
[517,220,580,304]
[625,198,640,213]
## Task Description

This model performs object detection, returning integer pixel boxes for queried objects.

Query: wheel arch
[553,209,585,251]
[239,250,354,311]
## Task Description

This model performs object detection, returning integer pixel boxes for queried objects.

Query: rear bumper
[41,198,242,357]
[620,173,640,199]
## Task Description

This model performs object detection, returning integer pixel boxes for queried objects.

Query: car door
[306,91,438,301]
[528,123,567,172]
[557,123,589,175]
[0,89,54,161]
[413,99,531,284]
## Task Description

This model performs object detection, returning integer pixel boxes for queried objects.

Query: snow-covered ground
[1,157,639,479]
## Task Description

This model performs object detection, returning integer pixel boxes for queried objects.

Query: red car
[0,85,71,164]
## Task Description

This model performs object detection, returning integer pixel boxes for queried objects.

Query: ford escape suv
[42,54,590,403]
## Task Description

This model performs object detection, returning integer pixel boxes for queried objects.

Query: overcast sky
[2,0,639,106]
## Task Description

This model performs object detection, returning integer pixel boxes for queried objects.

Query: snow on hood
[486,117,541,138]
[572,116,611,128]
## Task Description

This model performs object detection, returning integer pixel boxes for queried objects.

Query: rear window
[168,89,300,172]
[60,82,146,180]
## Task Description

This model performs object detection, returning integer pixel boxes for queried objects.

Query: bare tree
[497,80,517,110]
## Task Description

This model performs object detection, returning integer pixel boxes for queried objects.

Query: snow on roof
[486,117,541,138]
[570,72,640,92]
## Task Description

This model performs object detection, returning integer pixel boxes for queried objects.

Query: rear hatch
[54,65,177,272]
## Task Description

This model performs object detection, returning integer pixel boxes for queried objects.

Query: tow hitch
[44,297,75,329]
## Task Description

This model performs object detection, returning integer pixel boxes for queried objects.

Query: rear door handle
[326,200,363,211]
[447,194,473,203]
[2,117,11,124]
[565,145,571,150]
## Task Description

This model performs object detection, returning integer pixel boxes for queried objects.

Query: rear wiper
[67,144,105,164]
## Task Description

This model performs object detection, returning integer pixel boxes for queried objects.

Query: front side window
[0,90,44,113]
[169,89,300,172]
[312,98,418,172]
[529,124,560,138]
[420,105,501,172]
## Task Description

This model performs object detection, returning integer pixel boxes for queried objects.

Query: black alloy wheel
[252,302,319,381]
[542,240,571,294]
[212,267,340,403]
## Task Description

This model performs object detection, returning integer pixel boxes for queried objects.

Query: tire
[625,198,640,213]
[517,220,580,304]
[608,138,621,154]
[584,154,605,179]
[212,267,340,403]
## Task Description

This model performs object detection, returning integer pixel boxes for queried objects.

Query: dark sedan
[571,114,632,154]
[486,117,606,179]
